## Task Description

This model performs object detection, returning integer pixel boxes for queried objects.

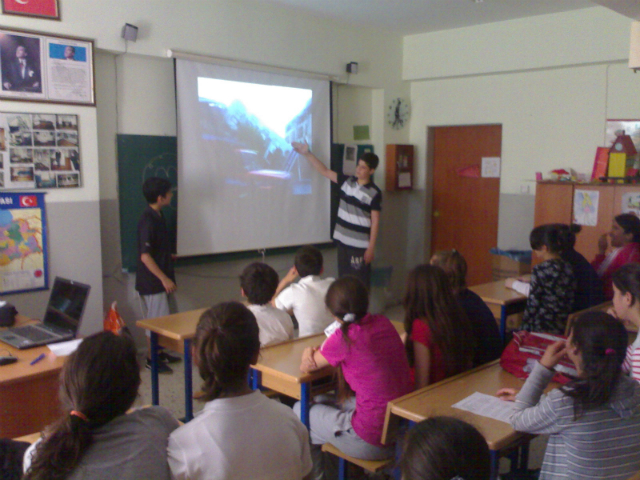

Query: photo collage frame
[0,112,81,189]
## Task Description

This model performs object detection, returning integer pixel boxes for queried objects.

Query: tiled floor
[136,304,546,476]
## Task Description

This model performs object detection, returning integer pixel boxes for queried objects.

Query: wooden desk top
[0,315,66,387]
[136,308,207,341]
[382,360,557,451]
[253,319,405,385]
[469,280,527,306]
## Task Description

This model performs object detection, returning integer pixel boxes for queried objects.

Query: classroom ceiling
[257,0,639,35]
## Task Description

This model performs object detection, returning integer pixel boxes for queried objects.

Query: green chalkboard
[117,134,177,273]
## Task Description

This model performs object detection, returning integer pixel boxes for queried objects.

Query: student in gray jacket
[498,311,640,480]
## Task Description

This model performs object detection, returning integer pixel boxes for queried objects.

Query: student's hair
[400,416,490,480]
[295,245,323,278]
[240,262,279,305]
[142,177,172,204]
[359,152,379,170]
[195,302,260,402]
[615,213,640,243]
[24,332,140,480]
[429,249,467,294]
[562,311,628,419]
[529,223,573,254]
[550,223,581,249]
[403,264,474,377]
[324,276,369,401]
[612,263,640,307]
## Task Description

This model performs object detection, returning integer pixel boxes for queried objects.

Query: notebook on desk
[0,277,90,349]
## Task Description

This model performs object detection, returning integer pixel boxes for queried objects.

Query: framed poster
[0,192,48,295]
[2,0,59,20]
[0,28,94,105]
[0,111,81,189]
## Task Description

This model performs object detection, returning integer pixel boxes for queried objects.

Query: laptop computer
[0,277,91,349]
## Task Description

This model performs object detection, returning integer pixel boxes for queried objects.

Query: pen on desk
[30,353,46,366]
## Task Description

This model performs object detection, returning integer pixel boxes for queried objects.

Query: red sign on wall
[2,0,60,20]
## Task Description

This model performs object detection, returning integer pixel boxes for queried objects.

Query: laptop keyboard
[11,325,57,342]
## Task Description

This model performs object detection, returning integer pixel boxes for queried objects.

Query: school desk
[381,360,559,480]
[138,309,404,425]
[136,308,205,421]
[469,280,527,341]
[0,315,65,438]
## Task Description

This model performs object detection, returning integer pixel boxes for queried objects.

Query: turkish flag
[3,0,59,17]
[19,195,37,208]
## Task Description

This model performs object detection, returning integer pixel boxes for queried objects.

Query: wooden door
[431,125,501,286]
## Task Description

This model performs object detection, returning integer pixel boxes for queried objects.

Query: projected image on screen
[198,78,313,196]
[176,59,331,256]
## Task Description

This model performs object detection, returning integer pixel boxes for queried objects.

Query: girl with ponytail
[498,312,640,479]
[167,301,312,480]
[296,276,412,480]
[23,331,179,480]
[611,263,640,382]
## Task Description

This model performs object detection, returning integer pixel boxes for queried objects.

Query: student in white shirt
[274,246,334,337]
[240,262,294,346]
[168,302,312,480]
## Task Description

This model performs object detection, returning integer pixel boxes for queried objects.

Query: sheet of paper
[47,338,82,356]
[481,157,501,178]
[452,392,517,424]
[398,172,411,188]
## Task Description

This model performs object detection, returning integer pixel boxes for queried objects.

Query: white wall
[404,7,640,251]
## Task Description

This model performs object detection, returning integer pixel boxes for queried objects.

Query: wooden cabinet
[534,182,640,263]
[385,144,413,191]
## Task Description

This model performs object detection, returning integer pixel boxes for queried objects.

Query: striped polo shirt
[333,174,382,249]
[510,361,640,480]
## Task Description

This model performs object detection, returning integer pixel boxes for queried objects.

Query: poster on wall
[0,111,81,190]
[622,192,640,217]
[0,192,48,294]
[573,189,599,227]
[0,28,94,105]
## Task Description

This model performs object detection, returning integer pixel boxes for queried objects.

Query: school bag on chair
[500,331,576,384]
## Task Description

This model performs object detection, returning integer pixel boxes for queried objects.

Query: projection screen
[175,59,332,256]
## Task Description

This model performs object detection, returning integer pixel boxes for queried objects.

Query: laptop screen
[43,277,91,333]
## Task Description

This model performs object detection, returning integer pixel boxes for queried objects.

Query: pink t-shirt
[320,313,413,446]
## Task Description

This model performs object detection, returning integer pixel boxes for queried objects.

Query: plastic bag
[104,301,127,335]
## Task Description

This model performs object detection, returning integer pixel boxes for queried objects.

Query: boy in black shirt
[136,177,179,372]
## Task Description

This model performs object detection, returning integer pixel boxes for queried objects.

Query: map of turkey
[0,208,45,293]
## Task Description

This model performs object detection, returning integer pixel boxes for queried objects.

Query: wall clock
[387,97,410,130]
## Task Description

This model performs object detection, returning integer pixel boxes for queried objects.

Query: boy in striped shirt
[292,142,381,288]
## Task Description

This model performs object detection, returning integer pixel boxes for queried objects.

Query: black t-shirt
[459,288,503,366]
[135,206,175,295]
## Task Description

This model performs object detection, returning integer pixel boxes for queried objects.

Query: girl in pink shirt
[296,276,412,480]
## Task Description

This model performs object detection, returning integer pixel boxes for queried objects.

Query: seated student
[273,245,335,337]
[592,213,640,300]
[498,311,640,480]
[430,250,502,365]
[506,224,576,335]
[23,331,179,480]
[555,223,605,311]
[610,263,640,382]
[168,302,312,480]
[240,262,294,346]
[404,264,475,389]
[400,417,490,480]
[296,276,412,480]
